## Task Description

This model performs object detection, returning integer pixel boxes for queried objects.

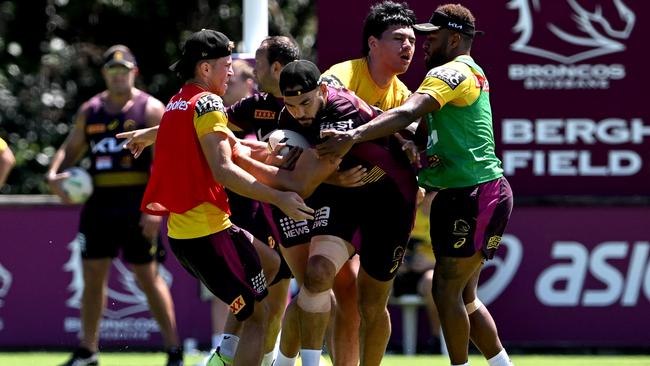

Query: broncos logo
[64,235,174,319]
[0,263,12,309]
[508,0,635,63]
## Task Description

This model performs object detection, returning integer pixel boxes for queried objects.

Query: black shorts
[168,225,268,321]
[273,176,418,282]
[353,179,417,282]
[78,186,159,264]
[226,191,291,283]
[258,203,293,283]
[429,177,513,259]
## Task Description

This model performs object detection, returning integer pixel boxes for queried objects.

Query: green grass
[0,353,649,366]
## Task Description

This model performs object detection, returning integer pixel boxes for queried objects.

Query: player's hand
[264,144,303,170]
[273,191,314,221]
[140,213,162,242]
[231,140,252,159]
[246,140,272,162]
[116,126,158,159]
[278,146,303,170]
[316,129,355,160]
[325,165,367,187]
[401,139,422,169]
[45,171,74,204]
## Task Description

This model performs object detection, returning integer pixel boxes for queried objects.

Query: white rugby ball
[267,129,311,156]
[62,167,93,204]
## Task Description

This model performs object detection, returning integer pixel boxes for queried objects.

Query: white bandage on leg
[308,235,352,274]
[465,298,484,315]
[297,286,331,313]
[297,236,351,313]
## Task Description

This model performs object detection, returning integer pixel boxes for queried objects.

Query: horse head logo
[0,263,12,309]
[508,0,635,63]
[64,234,173,319]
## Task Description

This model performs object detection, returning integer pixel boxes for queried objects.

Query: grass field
[1,353,649,366]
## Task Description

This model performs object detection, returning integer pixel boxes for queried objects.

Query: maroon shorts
[168,225,268,321]
[273,176,418,282]
[429,177,513,259]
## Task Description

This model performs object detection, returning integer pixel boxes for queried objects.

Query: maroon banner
[486,206,650,346]
[1,201,649,348]
[0,201,210,348]
[318,0,650,196]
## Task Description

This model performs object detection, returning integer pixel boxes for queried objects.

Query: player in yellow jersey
[317,4,515,366]
[318,2,418,364]
[321,1,414,112]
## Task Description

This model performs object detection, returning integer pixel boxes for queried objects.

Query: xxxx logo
[229,295,246,315]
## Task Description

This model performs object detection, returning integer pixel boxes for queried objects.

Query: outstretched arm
[201,131,314,221]
[317,92,439,159]
[116,125,160,159]
[233,146,341,199]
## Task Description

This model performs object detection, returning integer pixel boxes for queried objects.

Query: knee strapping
[308,235,351,274]
[465,297,483,315]
[297,286,331,313]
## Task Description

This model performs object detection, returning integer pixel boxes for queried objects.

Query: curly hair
[436,4,477,27]
[362,1,416,56]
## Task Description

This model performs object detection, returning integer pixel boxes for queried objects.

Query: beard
[425,51,450,70]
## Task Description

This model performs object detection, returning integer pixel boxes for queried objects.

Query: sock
[166,346,183,361]
[275,351,298,366]
[299,349,322,366]
[212,333,224,349]
[488,348,513,366]
[261,351,275,366]
[218,334,239,364]
[74,347,96,358]
[452,363,469,366]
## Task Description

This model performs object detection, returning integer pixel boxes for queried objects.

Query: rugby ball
[267,129,311,156]
[61,167,93,203]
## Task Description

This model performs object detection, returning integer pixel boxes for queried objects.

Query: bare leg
[233,301,269,366]
[223,311,243,337]
[277,245,310,359]
[432,251,484,365]
[331,256,360,366]
[279,297,301,358]
[210,298,229,345]
[264,278,290,353]
[356,267,392,366]
[463,265,504,359]
[131,261,180,348]
[299,254,335,350]
[79,258,112,352]
[417,269,441,340]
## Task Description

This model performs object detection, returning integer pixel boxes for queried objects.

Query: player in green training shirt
[317,4,515,366]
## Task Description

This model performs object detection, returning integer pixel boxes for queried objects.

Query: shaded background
[0,0,316,194]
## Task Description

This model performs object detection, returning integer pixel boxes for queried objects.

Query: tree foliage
[0,0,316,193]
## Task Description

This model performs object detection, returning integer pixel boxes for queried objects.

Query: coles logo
[507,0,636,89]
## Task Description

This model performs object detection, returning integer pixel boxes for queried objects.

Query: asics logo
[453,238,466,248]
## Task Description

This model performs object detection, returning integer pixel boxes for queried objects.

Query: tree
[0,0,316,194]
